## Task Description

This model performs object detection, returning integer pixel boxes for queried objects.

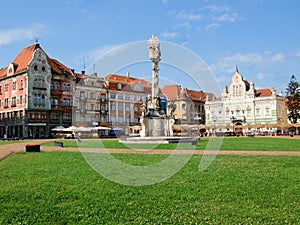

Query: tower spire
[236,64,239,73]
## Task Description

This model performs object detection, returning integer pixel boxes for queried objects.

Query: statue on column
[148,35,161,110]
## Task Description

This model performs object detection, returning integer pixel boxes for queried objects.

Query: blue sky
[1,0,299,95]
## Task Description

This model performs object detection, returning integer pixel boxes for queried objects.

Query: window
[0,86,2,94]
[125,104,130,112]
[63,83,71,92]
[12,81,16,90]
[51,82,59,90]
[80,103,85,111]
[256,107,260,116]
[51,97,59,106]
[90,92,95,99]
[20,80,23,89]
[12,97,16,107]
[20,96,23,105]
[111,103,116,110]
[5,84,9,92]
[50,112,59,120]
[4,98,8,108]
[63,98,71,106]
[91,104,95,111]
[33,78,45,88]
[118,94,124,100]
[125,94,130,100]
[63,113,72,121]
[33,94,45,105]
[117,83,122,90]
[119,117,124,123]
[101,95,106,102]
[182,103,186,110]
[118,104,123,111]
[80,91,85,99]
[247,107,251,117]
[265,107,270,116]
[110,93,116,99]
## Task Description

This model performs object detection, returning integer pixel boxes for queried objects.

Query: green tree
[286,75,300,123]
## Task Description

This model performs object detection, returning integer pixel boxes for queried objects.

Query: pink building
[0,43,75,139]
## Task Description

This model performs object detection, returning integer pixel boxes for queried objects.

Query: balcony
[51,104,73,111]
[51,90,62,96]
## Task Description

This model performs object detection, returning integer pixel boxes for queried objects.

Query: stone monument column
[148,35,161,110]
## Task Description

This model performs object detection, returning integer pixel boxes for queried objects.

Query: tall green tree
[286,75,300,123]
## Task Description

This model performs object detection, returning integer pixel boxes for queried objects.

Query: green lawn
[0,140,30,146]
[42,137,300,151]
[0,152,299,224]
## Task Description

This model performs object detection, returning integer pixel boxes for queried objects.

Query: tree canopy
[286,75,300,123]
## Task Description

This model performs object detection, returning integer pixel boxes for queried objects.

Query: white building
[205,67,286,135]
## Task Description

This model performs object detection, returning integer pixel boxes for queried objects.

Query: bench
[54,141,64,147]
[25,144,40,152]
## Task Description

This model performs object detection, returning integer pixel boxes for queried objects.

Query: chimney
[81,71,85,75]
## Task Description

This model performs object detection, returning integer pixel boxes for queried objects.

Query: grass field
[42,137,300,151]
[0,152,299,224]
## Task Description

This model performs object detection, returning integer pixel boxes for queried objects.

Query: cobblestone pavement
[0,138,300,161]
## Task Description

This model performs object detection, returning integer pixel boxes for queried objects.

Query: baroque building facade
[105,74,151,129]
[205,67,286,134]
[162,84,214,125]
[73,72,109,128]
[0,43,75,138]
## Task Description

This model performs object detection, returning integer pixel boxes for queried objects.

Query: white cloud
[202,4,231,13]
[206,23,219,30]
[256,72,265,80]
[161,31,178,39]
[87,45,119,62]
[270,52,285,62]
[176,11,202,21]
[162,0,169,4]
[0,25,45,46]
[210,53,264,74]
[212,12,240,23]
[295,51,300,57]
[174,22,191,30]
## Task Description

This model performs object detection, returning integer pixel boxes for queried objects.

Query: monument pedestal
[140,117,174,137]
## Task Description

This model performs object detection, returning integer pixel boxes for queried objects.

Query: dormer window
[34,65,38,71]
[117,83,122,90]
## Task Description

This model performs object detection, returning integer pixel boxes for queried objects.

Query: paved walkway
[0,139,300,161]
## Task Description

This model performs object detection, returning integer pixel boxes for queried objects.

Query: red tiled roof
[0,43,75,79]
[161,84,181,100]
[47,58,75,79]
[162,84,214,101]
[106,74,151,85]
[0,67,7,78]
[105,74,151,92]
[184,88,207,101]
[255,88,272,97]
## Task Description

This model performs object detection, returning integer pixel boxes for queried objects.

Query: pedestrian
[77,132,82,142]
